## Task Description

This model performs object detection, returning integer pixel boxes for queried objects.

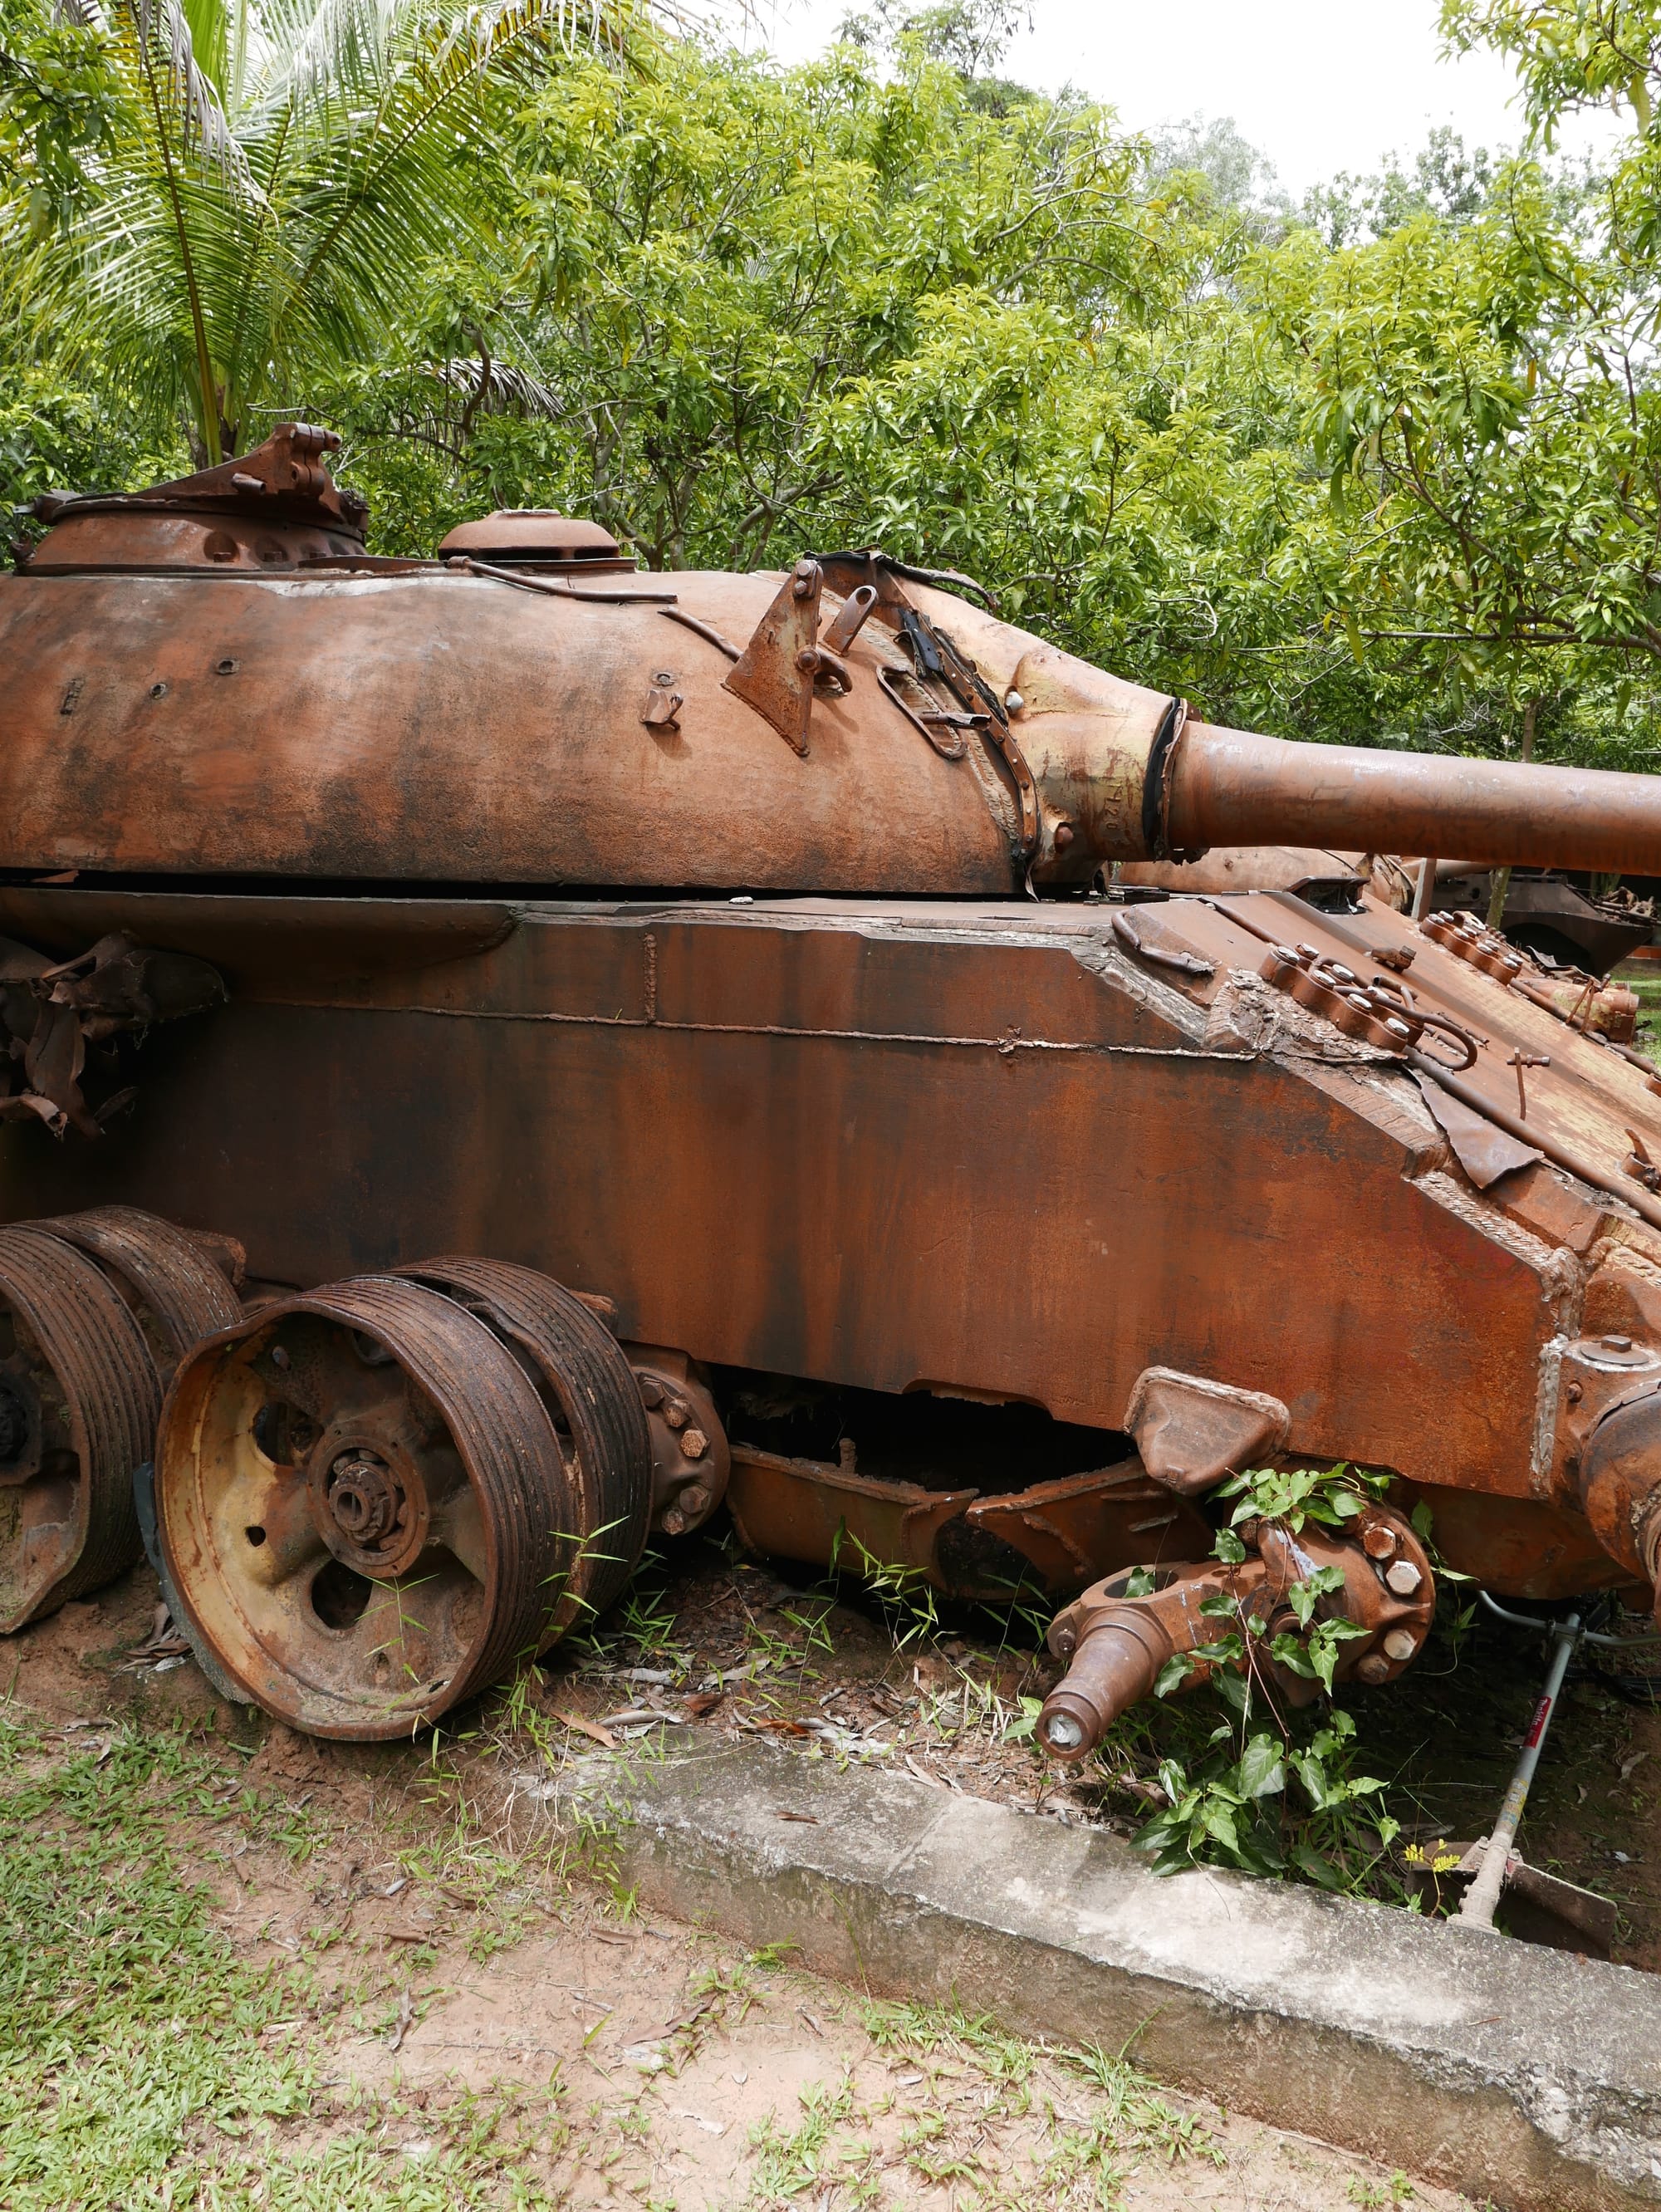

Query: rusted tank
[7,424,1661,1756]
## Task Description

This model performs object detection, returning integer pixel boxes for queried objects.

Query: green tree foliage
[1443,0,1661,138]
[328,26,1340,739]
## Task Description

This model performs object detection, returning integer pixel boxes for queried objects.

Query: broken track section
[593,1739,1661,2212]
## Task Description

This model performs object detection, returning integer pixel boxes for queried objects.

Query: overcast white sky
[729,1,1624,195]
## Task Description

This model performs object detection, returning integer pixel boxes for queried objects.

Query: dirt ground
[0,1554,1506,2211]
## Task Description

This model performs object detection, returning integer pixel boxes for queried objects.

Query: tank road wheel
[0,1225,159,1631]
[156,1275,636,1739]
[42,1207,243,1377]
[394,1258,653,1637]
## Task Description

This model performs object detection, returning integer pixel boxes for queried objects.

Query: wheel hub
[326,1452,399,1543]
[307,1434,429,1577]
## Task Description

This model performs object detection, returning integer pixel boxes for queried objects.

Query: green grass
[743,1999,1222,2210]
[0,1706,564,2209]
[1613,960,1661,1063]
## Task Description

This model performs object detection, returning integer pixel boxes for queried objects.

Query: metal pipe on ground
[1454,1610,1580,1934]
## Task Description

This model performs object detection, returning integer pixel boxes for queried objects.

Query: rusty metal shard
[963,1460,1213,1592]
[728,1444,977,1584]
[1414,1070,1545,1189]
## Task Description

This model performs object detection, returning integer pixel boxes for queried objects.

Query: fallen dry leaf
[559,1710,620,1749]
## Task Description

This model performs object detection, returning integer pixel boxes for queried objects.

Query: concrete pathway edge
[589,1741,1661,2212]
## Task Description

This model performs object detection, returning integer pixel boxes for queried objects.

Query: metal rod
[1454,1611,1580,1932]
[1478,1586,1661,1649]
[659,606,742,660]
[447,556,679,605]
[1410,856,1439,920]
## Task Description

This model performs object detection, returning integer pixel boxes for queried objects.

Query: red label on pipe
[1524,1695,1553,1749]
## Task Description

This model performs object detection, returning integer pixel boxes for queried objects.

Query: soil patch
[0,1555,1492,2209]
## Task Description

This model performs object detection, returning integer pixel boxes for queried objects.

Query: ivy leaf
[1233,1734,1287,1800]
[1155,1757,1190,1807]
[1286,1564,1345,1628]
[1213,1666,1251,1716]
[1201,1799,1242,1854]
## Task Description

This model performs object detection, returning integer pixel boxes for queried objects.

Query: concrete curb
[590,1740,1661,2212]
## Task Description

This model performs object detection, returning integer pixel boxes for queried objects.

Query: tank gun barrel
[1164,722,1661,877]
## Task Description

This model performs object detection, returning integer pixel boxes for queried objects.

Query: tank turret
[11,430,1661,898]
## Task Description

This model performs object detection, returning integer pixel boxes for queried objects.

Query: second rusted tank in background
[1122,850,1657,974]
[7,427,1661,1762]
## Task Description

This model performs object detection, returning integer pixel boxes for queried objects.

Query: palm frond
[129,0,248,175]
[53,0,664,454]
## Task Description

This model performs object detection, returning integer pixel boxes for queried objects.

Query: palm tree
[56,0,654,462]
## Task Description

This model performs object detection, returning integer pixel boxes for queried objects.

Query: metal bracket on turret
[723,559,853,757]
[801,547,1039,882]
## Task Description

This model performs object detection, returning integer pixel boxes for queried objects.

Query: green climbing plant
[1130,1464,1401,1889]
